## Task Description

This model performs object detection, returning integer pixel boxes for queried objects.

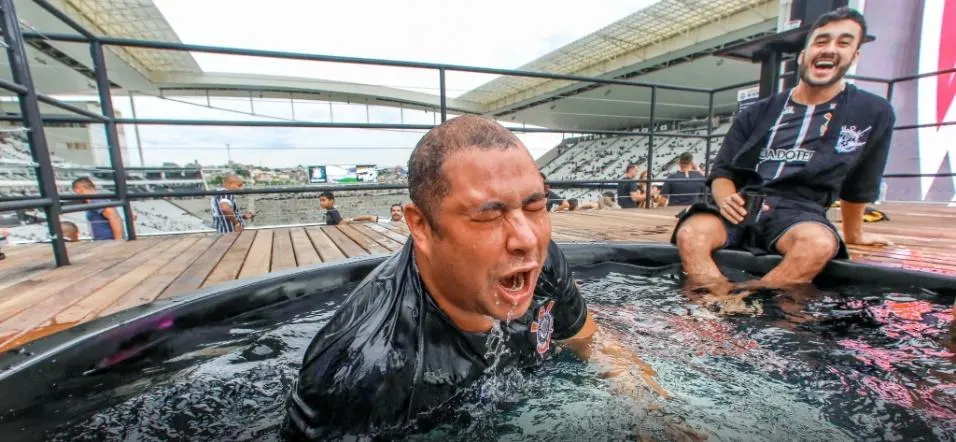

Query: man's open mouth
[499,271,528,292]
[496,268,535,307]
[812,58,837,73]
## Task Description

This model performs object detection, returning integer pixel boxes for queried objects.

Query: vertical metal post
[885,80,895,104]
[758,50,782,99]
[704,91,714,175]
[90,40,136,239]
[644,86,656,208]
[128,90,145,167]
[0,0,68,265]
[289,92,296,119]
[439,68,447,122]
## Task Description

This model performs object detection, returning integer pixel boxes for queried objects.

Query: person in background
[541,173,569,212]
[649,185,668,207]
[0,228,7,260]
[61,221,79,242]
[71,177,123,241]
[661,152,707,206]
[387,203,404,223]
[616,164,645,209]
[318,191,344,225]
[211,175,251,234]
[347,203,406,225]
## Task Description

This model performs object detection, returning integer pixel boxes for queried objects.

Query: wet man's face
[414,146,551,323]
[799,19,862,87]
[390,206,403,221]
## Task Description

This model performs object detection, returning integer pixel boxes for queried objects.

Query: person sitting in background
[541,173,569,212]
[554,192,620,212]
[71,177,124,241]
[61,221,79,242]
[318,191,343,225]
[346,203,406,225]
[672,7,894,294]
[661,152,706,206]
[211,175,251,234]
[616,164,645,209]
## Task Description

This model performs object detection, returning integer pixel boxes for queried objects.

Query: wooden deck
[1,202,954,351]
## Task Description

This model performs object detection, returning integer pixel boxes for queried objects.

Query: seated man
[672,7,894,291]
[284,116,663,440]
[616,164,645,209]
[541,172,569,212]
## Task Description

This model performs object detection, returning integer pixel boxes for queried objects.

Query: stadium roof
[459,0,777,106]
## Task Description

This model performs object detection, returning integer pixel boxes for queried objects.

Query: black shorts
[670,196,848,259]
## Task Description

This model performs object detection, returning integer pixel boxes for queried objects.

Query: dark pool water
[32,262,956,441]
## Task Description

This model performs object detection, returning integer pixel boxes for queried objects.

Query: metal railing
[0,0,954,266]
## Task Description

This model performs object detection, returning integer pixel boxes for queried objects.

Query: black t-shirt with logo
[324,208,343,225]
[285,239,587,439]
[757,91,842,182]
[661,171,706,206]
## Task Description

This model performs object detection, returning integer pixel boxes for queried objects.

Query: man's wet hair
[679,152,694,165]
[319,191,335,201]
[807,6,867,49]
[407,115,522,227]
[390,203,402,210]
[71,177,94,189]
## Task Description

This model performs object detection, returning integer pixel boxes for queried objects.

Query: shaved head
[407,115,523,228]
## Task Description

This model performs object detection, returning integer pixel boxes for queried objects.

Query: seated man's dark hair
[808,6,867,48]
[319,191,335,201]
[407,115,522,227]
[71,177,95,189]
[391,203,402,210]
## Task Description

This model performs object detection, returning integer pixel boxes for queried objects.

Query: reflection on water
[40,263,956,441]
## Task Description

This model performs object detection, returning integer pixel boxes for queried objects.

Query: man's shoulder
[848,84,892,109]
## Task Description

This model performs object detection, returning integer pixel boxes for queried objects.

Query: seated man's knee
[785,224,838,260]
[676,214,725,250]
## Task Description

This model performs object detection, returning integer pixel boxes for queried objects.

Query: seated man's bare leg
[675,213,728,284]
[762,222,838,286]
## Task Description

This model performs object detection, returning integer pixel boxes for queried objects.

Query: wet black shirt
[285,239,587,439]
[324,208,343,225]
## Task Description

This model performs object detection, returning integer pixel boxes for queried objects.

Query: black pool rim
[1,242,954,399]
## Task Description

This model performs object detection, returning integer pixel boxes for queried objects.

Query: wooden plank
[306,227,346,262]
[0,238,169,350]
[338,224,391,254]
[351,223,403,251]
[52,236,202,325]
[237,229,273,280]
[102,235,217,313]
[0,239,153,321]
[321,226,368,258]
[270,228,297,271]
[161,233,239,297]
[364,222,408,244]
[290,227,321,267]
[201,230,257,287]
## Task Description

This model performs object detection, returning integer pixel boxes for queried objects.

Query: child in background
[61,221,79,242]
[318,191,344,225]
[71,177,124,240]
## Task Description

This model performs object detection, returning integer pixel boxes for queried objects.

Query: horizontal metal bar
[32,0,97,40]
[0,197,51,211]
[60,200,123,214]
[126,183,409,199]
[20,31,710,94]
[882,172,956,178]
[0,114,101,124]
[513,127,709,138]
[61,192,116,201]
[112,118,435,129]
[0,77,27,94]
[891,66,956,83]
[894,120,956,131]
[35,94,109,122]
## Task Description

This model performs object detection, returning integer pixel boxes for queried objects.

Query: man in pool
[284,116,669,440]
[673,7,895,293]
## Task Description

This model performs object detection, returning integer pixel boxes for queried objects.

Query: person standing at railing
[616,164,645,208]
[672,7,895,296]
[318,191,343,225]
[211,175,251,233]
[660,153,706,206]
[71,177,124,241]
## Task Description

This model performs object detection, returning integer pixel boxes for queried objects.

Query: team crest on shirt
[529,300,556,356]
[835,125,872,154]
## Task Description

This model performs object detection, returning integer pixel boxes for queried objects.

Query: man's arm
[101,208,125,240]
[346,215,379,223]
[839,105,896,246]
[219,200,242,231]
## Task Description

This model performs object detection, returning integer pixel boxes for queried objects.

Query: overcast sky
[105,0,658,168]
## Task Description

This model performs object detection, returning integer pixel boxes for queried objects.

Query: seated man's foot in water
[672,8,895,298]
